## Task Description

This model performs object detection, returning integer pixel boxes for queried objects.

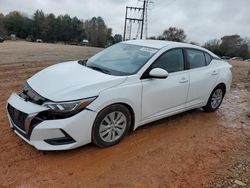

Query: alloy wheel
[99,111,127,143]
[211,88,223,109]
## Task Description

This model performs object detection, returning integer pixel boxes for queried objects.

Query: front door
[141,48,189,120]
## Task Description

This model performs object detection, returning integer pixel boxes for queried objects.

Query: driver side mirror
[149,68,169,79]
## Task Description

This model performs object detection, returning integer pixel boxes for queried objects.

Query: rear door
[185,49,219,108]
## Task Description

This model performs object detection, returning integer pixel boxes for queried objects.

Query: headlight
[43,97,97,113]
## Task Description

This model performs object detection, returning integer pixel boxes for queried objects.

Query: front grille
[7,104,28,132]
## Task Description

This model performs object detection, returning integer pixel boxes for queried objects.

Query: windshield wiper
[78,59,88,66]
[87,65,111,75]
[78,60,110,75]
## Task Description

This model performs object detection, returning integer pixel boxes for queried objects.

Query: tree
[114,34,122,43]
[106,28,114,47]
[71,17,85,43]
[0,14,6,36]
[3,11,32,38]
[45,13,57,42]
[158,27,186,42]
[220,35,249,58]
[96,17,107,47]
[203,39,222,56]
[203,35,250,59]
[0,10,111,47]
[148,36,156,40]
[84,16,111,47]
[85,17,97,46]
[33,10,46,39]
[60,14,73,42]
[244,38,250,59]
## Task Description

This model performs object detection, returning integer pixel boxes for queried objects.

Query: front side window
[86,43,158,76]
[186,49,206,69]
[151,49,184,73]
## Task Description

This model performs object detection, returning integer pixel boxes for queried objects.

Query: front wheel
[92,104,131,147]
[203,85,225,112]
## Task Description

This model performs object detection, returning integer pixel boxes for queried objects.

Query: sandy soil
[0,41,249,188]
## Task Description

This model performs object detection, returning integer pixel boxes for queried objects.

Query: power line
[144,0,154,39]
[152,0,177,11]
[123,1,145,40]
[123,0,153,40]
[164,0,177,6]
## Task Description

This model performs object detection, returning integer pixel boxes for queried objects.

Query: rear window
[205,53,212,65]
[186,49,206,69]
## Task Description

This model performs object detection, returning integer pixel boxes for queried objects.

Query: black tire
[92,104,131,147]
[203,85,225,112]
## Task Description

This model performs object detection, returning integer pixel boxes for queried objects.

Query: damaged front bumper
[6,93,97,150]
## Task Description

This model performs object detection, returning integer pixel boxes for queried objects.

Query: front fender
[87,81,142,130]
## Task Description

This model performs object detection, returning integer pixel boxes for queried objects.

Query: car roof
[122,40,219,58]
[123,39,199,49]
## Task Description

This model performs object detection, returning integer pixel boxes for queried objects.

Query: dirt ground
[0,41,249,188]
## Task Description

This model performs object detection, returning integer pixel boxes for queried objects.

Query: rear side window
[151,49,184,73]
[205,53,212,65]
[186,49,206,69]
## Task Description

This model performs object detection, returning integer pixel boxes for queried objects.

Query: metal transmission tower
[143,0,153,39]
[123,0,147,41]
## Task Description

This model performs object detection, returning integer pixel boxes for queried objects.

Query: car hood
[27,61,127,102]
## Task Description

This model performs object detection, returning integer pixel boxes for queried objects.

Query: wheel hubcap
[99,111,127,143]
[211,88,223,109]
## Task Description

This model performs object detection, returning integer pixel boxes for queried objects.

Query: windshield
[86,43,158,76]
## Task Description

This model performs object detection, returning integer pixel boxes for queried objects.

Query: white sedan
[6,40,232,150]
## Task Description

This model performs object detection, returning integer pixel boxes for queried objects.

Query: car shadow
[41,108,206,155]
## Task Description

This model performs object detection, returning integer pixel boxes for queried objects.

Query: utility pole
[123,1,147,41]
[144,0,149,39]
[123,7,128,41]
[140,0,146,40]
[144,0,154,39]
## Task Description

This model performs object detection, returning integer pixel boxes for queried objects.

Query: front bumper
[7,93,97,150]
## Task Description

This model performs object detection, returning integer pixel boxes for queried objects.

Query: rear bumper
[7,93,97,150]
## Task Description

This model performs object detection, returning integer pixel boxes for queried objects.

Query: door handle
[179,78,189,83]
[211,70,218,75]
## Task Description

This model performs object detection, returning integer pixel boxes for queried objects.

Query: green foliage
[158,27,187,42]
[0,10,112,47]
[204,39,222,56]
[0,13,7,36]
[149,27,187,42]
[3,11,32,39]
[114,34,122,43]
[84,17,112,47]
[204,35,249,59]
[148,36,157,40]
[25,35,35,42]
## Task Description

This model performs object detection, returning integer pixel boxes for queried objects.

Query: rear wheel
[92,104,131,147]
[203,85,225,112]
